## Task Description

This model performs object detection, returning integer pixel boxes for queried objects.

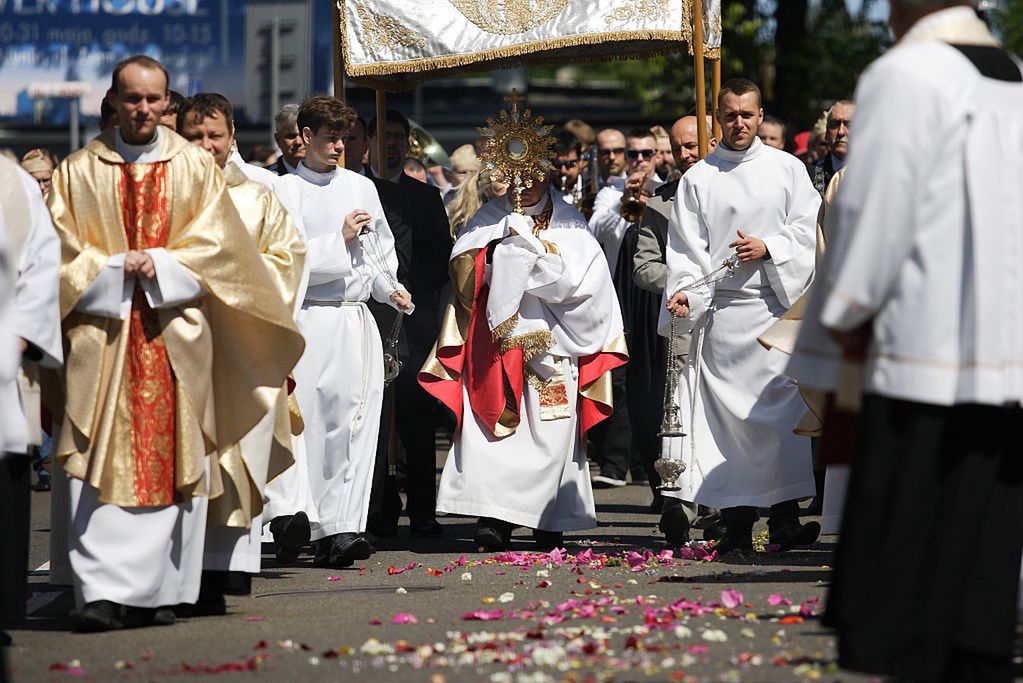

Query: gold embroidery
[448,0,570,35]
[491,312,519,342]
[527,360,571,420]
[355,2,427,53]
[681,0,722,59]
[603,0,668,25]
[501,328,554,361]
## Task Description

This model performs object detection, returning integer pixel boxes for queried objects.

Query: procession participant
[810,101,853,196]
[0,156,61,627]
[177,93,306,602]
[790,2,1023,678]
[631,115,715,537]
[272,104,306,176]
[663,78,821,554]
[594,128,627,187]
[280,96,412,568]
[587,128,661,489]
[549,130,584,207]
[368,109,451,537]
[46,55,304,631]
[421,94,628,551]
[158,90,183,132]
[758,115,787,151]
[20,149,54,197]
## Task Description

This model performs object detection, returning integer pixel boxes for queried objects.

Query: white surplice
[436,194,622,531]
[278,163,410,540]
[660,137,820,509]
[788,7,1023,408]
[0,159,62,455]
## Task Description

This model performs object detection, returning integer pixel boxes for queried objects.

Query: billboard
[0,0,333,126]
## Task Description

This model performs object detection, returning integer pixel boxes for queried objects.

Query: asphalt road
[8,468,878,683]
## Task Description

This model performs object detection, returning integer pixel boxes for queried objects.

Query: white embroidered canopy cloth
[338,0,722,87]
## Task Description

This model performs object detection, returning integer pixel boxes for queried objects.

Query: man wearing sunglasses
[550,130,584,206]
[594,128,627,187]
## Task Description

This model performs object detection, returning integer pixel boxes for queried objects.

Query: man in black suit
[810,100,853,196]
[366,110,452,537]
[271,104,306,176]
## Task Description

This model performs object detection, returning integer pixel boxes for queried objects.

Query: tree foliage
[531,0,889,132]
[990,0,1023,57]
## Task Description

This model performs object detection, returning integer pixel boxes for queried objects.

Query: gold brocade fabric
[45,130,305,508]
[207,164,307,528]
[577,333,628,415]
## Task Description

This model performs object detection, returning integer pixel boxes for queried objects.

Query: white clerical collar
[520,194,552,217]
[713,136,765,164]
[115,126,162,163]
[282,158,299,174]
[902,5,997,46]
[295,161,338,186]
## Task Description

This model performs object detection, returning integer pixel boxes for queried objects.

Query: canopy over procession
[2,2,1022,681]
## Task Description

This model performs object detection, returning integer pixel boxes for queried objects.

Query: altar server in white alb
[789,2,1023,679]
[279,95,412,569]
[0,156,62,627]
[663,78,821,554]
[421,100,627,551]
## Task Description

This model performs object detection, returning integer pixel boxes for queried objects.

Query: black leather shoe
[474,518,512,552]
[327,533,372,568]
[74,601,125,632]
[769,521,821,551]
[712,530,754,556]
[152,607,176,626]
[659,505,691,547]
[269,512,311,564]
[532,529,563,551]
[702,519,728,543]
[410,517,444,537]
[127,605,177,627]
[32,474,51,492]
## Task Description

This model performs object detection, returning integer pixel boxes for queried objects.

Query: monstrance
[477,89,556,213]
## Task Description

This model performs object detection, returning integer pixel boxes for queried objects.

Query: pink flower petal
[461,608,504,621]
[720,589,744,609]
[387,562,419,576]
[767,594,792,607]
[391,613,418,624]
[327,575,341,582]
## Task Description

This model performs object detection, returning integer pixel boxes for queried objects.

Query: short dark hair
[761,115,786,139]
[110,55,169,95]
[165,90,184,115]
[298,95,356,136]
[718,78,762,110]
[177,93,234,132]
[626,127,657,143]
[552,130,581,156]
[350,114,369,139]
[368,109,410,138]
[100,98,116,126]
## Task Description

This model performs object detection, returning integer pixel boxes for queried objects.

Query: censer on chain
[654,308,687,491]
[654,252,742,491]
[383,310,403,387]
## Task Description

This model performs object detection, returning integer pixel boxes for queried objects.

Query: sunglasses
[625,149,656,161]
[554,159,578,168]
[598,147,626,157]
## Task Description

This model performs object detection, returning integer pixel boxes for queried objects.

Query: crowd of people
[1,1,1021,680]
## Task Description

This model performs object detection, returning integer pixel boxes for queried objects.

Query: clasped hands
[666,230,769,318]
[123,250,156,280]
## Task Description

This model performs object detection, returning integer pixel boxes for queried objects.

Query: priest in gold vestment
[45,56,304,631]
[178,93,307,607]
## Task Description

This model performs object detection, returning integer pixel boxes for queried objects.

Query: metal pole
[270,16,281,144]
[711,58,722,142]
[693,0,708,158]
[69,97,80,152]
[375,89,387,178]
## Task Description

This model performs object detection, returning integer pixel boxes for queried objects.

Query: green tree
[991,0,1023,57]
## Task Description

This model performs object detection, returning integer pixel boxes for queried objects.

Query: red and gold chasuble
[121,163,176,506]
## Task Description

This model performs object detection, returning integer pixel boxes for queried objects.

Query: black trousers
[366,383,402,532]
[395,350,439,522]
[0,454,30,626]
[587,364,635,479]
[825,395,1023,682]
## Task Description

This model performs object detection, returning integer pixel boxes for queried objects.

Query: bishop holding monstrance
[420,93,628,551]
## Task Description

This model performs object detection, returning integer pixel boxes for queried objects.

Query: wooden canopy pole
[375,89,387,178]
[692,0,708,158]
[711,58,722,142]
[332,1,347,167]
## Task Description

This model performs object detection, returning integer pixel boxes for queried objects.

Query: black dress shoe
[324,533,372,568]
[659,505,691,547]
[769,521,821,551]
[126,606,176,627]
[410,517,444,537]
[712,530,754,556]
[474,518,512,552]
[702,519,728,543]
[32,474,51,492]
[532,529,563,551]
[269,512,311,564]
[74,600,125,632]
